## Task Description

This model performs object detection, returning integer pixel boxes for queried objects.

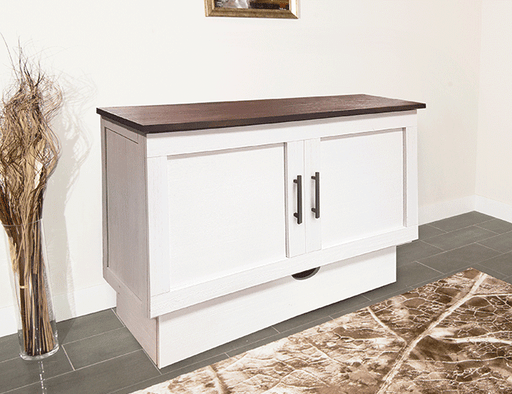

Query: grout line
[70,349,145,373]
[61,345,75,371]
[274,316,334,338]
[501,274,512,283]
[270,326,280,335]
[415,260,444,275]
[417,241,502,266]
[61,326,128,346]
[474,224,501,235]
[138,346,161,375]
[224,333,282,358]
[157,353,231,381]
[361,294,372,301]
[111,307,126,328]
[423,223,447,232]
[474,241,509,255]
[7,349,151,391]
[0,355,20,366]
[420,225,500,249]
[420,223,448,232]
[427,218,496,233]
[408,240,445,257]
[1,382,38,394]
[471,262,509,279]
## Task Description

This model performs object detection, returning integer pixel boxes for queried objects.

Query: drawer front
[157,247,396,367]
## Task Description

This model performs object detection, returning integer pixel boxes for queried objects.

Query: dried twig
[0,44,61,357]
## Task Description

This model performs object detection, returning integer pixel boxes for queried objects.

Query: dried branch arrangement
[0,46,61,357]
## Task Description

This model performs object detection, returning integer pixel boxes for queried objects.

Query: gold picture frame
[205,0,298,19]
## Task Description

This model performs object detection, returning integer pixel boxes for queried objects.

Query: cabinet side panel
[105,126,148,302]
[101,121,109,284]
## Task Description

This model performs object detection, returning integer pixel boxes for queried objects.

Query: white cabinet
[98,95,424,367]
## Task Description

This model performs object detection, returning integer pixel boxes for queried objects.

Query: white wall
[476,0,512,223]
[0,0,484,336]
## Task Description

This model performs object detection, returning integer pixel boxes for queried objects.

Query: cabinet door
[165,144,287,289]
[320,129,405,248]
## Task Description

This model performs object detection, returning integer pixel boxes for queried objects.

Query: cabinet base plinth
[116,246,397,368]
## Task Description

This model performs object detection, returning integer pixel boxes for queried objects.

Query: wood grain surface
[97,94,426,134]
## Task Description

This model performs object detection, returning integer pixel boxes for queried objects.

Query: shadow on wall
[43,72,95,322]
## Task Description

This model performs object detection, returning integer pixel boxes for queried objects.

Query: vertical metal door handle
[293,175,303,224]
[311,172,320,219]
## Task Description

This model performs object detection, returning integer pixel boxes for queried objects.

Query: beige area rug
[133,268,512,393]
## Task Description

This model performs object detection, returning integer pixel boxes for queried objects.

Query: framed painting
[205,0,298,19]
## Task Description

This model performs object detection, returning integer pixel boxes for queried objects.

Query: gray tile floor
[1,211,512,393]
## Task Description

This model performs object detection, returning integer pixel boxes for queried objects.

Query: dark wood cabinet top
[97,94,426,134]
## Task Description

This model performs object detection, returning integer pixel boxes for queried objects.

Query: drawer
[154,246,396,367]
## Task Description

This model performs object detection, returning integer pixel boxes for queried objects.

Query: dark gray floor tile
[501,274,512,286]
[207,326,279,355]
[0,349,72,393]
[419,243,501,274]
[429,211,494,232]
[397,240,443,265]
[228,314,336,358]
[477,231,512,253]
[169,352,227,377]
[471,263,508,280]
[362,261,441,301]
[477,218,512,234]
[114,353,228,394]
[401,272,451,291]
[419,224,446,240]
[0,333,20,363]
[29,350,159,394]
[273,314,333,337]
[63,327,142,370]
[158,344,230,375]
[0,381,46,394]
[422,225,497,251]
[225,331,286,358]
[329,295,375,319]
[395,260,443,286]
[321,293,373,318]
[272,310,329,334]
[270,296,366,334]
[476,252,512,277]
[57,309,123,345]
[276,294,367,332]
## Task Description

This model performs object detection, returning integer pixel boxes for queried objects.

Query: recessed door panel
[166,144,286,289]
[105,128,146,301]
[320,129,404,248]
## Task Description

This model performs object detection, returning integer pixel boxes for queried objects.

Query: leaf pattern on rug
[132,268,512,393]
